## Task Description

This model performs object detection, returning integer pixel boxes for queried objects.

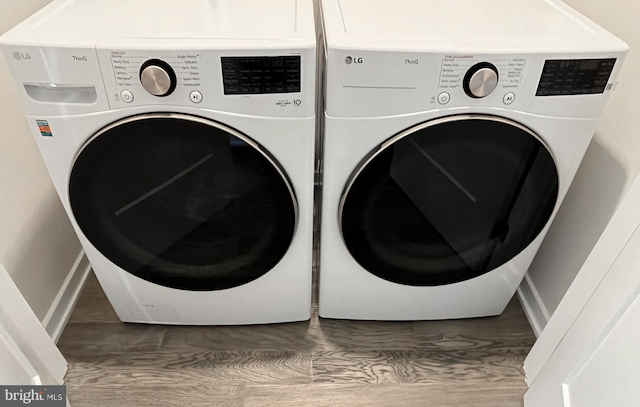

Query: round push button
[503,92,516,105]
[189,90,203,104]
[438,92,450,105]
[120,90,134,103]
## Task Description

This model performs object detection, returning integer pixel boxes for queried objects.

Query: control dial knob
[140,59,177,97]
[463,62,499,98]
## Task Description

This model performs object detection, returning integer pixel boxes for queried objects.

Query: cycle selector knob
[463,62,499,98]
[140,59,177,97]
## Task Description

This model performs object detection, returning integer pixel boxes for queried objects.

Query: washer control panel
[104,50,205,104]
[221,56,301,95]
[97,46,315,118]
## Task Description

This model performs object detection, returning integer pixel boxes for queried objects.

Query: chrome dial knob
[464,63,499,98]
[140,59,176,97]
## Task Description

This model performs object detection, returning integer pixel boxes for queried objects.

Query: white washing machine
[0,0,317,325]
[318,0,627,320]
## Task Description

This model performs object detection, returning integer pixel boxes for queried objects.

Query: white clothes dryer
[318,0,627,320]
[1,0,317,325]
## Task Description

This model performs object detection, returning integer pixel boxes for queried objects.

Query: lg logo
[12,51,31,61]
[344,56,363,65]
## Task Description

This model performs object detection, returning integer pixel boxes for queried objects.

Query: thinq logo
[1,386,65,406]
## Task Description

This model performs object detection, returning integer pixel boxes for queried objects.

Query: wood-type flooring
[58,272,535,406]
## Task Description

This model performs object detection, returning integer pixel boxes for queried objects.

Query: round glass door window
[340,115,559,286]
[69,114,297,291]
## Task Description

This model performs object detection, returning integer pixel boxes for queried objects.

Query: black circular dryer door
[340,115,559,286]
[69,114,297,291]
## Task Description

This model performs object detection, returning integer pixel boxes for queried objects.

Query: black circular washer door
[69,113,297,291]
[340,115,559,286]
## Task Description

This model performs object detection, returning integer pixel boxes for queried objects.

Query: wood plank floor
[58,272,535,406]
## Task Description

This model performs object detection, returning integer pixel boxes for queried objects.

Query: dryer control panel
[324,49,626,119]
[535,58,616,96]
[438,55,525,92]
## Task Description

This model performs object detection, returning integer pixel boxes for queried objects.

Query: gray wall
[524,0,640,323]
[0,0,83,322]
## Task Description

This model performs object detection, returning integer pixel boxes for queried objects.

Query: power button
[120,90,134,103]
[437,92,450,105]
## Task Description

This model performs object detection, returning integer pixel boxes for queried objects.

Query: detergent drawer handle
[23,83,97,104]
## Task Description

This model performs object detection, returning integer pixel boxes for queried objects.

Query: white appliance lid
[1,0,315,46]
[323,0,627,52]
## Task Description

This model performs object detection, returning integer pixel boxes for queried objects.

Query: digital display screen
[536,58,616,96]
[221,56,301,95]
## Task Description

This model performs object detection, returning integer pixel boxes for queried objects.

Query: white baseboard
[517,273,551,338]
[41,251,91,343]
